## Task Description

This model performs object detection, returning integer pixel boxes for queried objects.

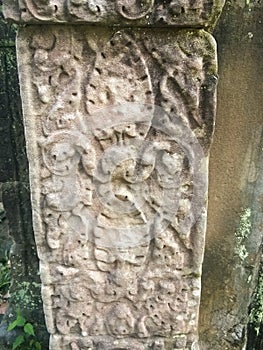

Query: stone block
[15,25,218,349]
[3,0,225,28]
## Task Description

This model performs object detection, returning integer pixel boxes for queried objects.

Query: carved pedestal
[3,1,224,349]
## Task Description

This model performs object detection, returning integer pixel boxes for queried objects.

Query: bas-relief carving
[17,26,217,349]
[4,0,225,27]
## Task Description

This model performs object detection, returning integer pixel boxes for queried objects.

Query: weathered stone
[2,0,223,348]
[14,24,218,349]
[3,0,225,28]
[0,4,49,348]
[0,10,17,183]
[2,0,263,349]
[199,0,263,349]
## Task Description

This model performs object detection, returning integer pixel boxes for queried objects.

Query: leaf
[7,311,26,331]
[24,322,35,336]
[16,314,26,327]
[34,341,42,350]
[12,335,25,350]
[7,320,18,332]
[29,340,42,350]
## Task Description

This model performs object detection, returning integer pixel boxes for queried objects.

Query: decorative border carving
[3,0,225,27]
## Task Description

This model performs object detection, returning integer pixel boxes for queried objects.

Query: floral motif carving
[4,0,225,27]
[16,25,217,349]
[115,0,154,20]
[18,0,63,21]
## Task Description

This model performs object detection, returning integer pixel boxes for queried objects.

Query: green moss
[250,267,263,335]
[11,281,42,311]
[234,208,252,262]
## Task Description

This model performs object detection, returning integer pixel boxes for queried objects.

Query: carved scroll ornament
[4,0,225,27]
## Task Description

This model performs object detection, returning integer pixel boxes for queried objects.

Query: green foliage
[7,309,42,350]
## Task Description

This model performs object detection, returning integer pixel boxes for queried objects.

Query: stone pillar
[199,1,263,348]
[3,2,224,349]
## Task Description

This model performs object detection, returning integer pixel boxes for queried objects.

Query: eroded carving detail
[17,26,217,349]
[116,0,154,20]
[4,0,225,27]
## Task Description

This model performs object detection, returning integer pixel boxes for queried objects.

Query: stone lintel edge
[3,0,225,30]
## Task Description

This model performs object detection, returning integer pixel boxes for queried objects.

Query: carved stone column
[3,1,224,349]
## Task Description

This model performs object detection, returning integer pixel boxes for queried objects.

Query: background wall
[0,1,49,347]
[199,0,263,348]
